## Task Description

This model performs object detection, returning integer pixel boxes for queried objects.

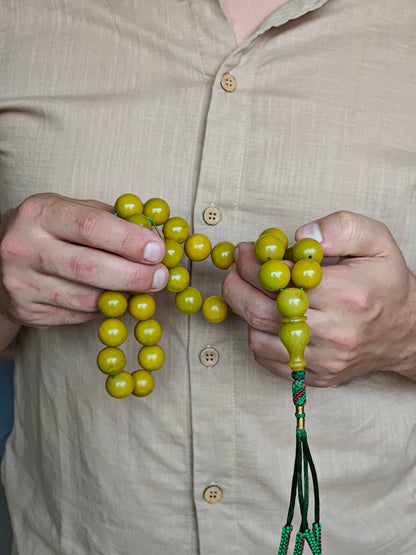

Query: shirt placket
[188,39,260,555]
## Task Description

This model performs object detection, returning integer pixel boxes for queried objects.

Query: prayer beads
[97,193,324,554]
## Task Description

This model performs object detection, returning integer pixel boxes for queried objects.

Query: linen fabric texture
[1,0,416,553]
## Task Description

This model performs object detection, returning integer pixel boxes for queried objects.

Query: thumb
[295,210,397,258]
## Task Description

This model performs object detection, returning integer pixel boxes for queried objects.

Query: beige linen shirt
[1,1,416,554]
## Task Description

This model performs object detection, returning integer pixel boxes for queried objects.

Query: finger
[37,237,168,292]
[295,210,398,259]
[222,265,280,332]
[21,194,166,264]
[234,242,261,286]
[19,303,100,328]
[3,267,101,321]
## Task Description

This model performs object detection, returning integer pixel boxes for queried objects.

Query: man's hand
[222,211,416,386]
[0,193,168,329]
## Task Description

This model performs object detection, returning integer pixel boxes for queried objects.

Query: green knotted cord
[277,378,322,554]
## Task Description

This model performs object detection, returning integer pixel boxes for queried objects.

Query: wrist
[392,271,416,380]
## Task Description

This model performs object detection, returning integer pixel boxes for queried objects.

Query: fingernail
[300,222,322,243]
[152,268,167,289]
[234,246,240,262]
[144,241,163,262]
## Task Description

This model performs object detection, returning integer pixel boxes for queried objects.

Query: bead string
[97,193,323,553]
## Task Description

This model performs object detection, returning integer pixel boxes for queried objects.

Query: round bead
[175,286,203,314]
[98,291,128,318]
[98,318,128,347]
[126,213,152,229]
[143,197,170,226]
[128,294,156,320]
[258,260,291,291]
[254,234,286,263]
[201,295,229,323]
[211,241,235,270]
[292,238,323,263]
[165,266,190,293]
[162,239,184,269]
[260,227,288,250]
[105,371,135,399]
[276,288,309,319]
[131,369,155,397]
[114,193,143,219]
[134,319,162,345]
[97,347,126,375]
[291,259,323,289]
[138,344,165,371]
[162,217,190,243]
[184,233,212,261]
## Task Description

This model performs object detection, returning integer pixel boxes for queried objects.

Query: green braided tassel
[277,376,322,554]
[304,528,321,554]
[293,531,305,554]
[277,525,293,555]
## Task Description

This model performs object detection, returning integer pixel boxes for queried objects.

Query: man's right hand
[0,193,168,329]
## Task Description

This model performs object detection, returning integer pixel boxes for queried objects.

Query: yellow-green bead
[143,197,170,226]
[98,291,127,317]
[162,239,184,269]
[184,233,212,261]
[105,371,134,399]
[276,288,309,319]
[211,241,235,270]
[126,213,152,229]
[291,259,322,289]
[114,193,143,219]
[131,370,155,397]
[98,318,128,347]
[175,286,203,314]
[260,227,288,251]
[128,293,156,320]
[138,344,165,371]
[165,266,190,293]
[134,319,162,345]
[254,234,286,263]
[201,295,229,323]
[292,238,323,263]
[258,260,291,291]
[97,347,126,375]
[162,217,190,243]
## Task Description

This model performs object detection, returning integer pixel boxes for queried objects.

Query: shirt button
[200,347,219,367]
[203,206,222,226]
[220,73,237,92]
[203,485,223,504]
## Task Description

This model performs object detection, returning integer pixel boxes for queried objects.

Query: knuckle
[349,288,373,313]
[244,300,273,330]
[119,226,138,254]
[338,287,374,315]
[74,211,99,239]
[0,235,28,263]
[70,256,98,282]
[248,328,262,354]
[335,210,360,243]
[221,270,236,301]
[125,265,152,292]
[327,327,362,354]
[15,194,44,221]
[324,358,348,376]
